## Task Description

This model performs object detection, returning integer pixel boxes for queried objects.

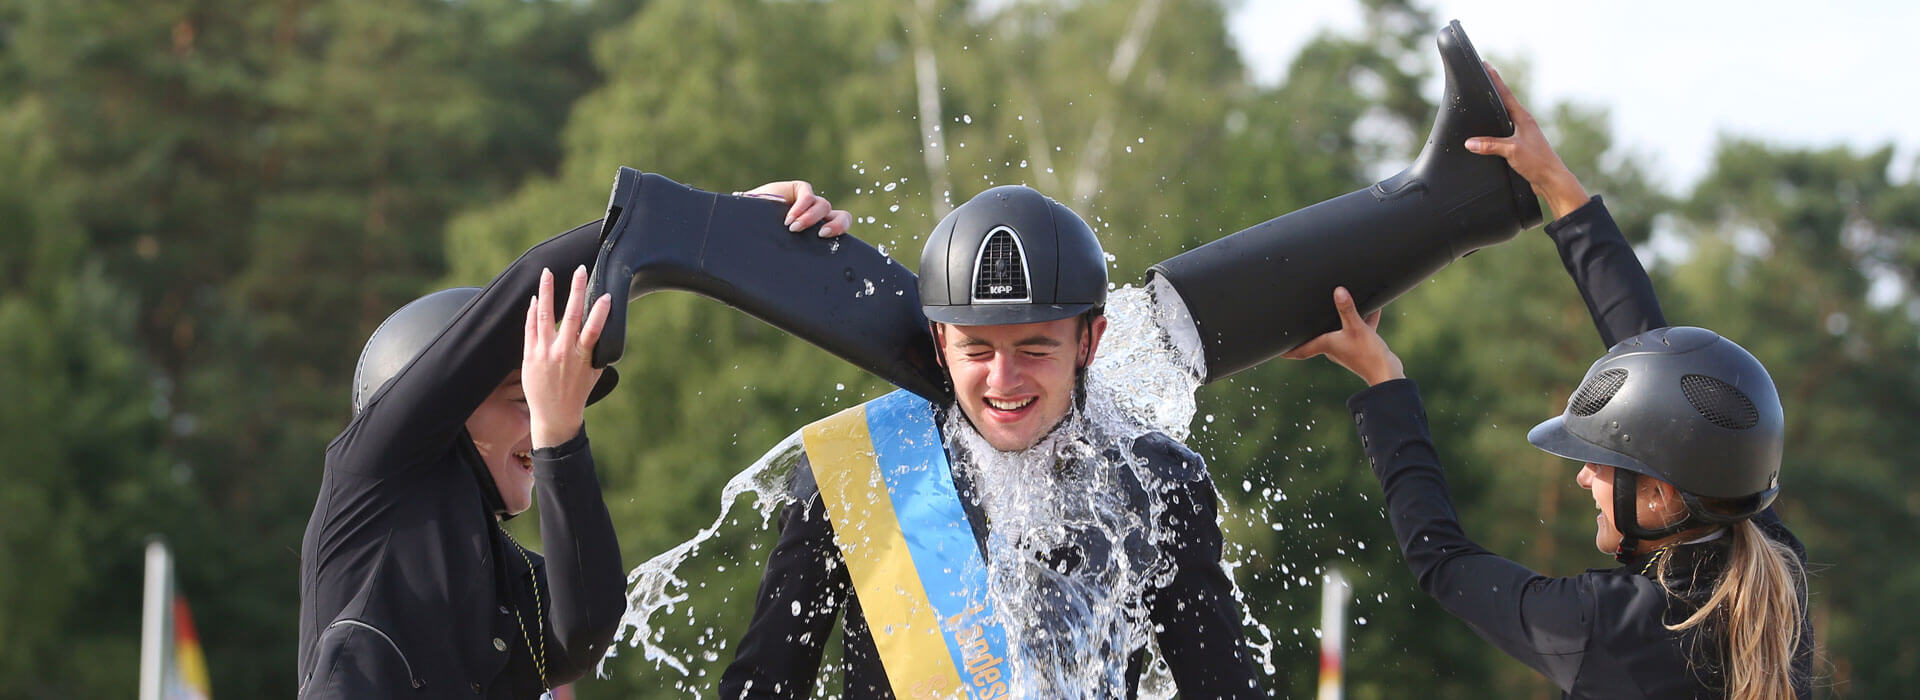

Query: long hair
[1656,518,1806,700]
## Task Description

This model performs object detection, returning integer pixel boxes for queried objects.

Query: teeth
[986,397,1035,411]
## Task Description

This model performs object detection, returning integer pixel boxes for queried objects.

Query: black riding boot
[584,168,947,401]
[1149,20,1542,382]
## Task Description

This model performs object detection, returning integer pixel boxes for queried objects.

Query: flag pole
[140,538,172,700]
[1317,566,1351,700]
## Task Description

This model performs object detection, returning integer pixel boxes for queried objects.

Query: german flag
[143,538,212,700]
[168,595,212,700]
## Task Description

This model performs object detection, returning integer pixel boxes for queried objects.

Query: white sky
[1230,0,1920,193]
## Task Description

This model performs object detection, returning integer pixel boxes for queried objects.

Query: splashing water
[601,432,806,677]
[606,279,1275,696]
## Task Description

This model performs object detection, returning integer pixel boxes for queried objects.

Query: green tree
[1,0,631,694]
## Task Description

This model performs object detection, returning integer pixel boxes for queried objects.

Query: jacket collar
[1608,530,1730,600]
[454,428,513,521]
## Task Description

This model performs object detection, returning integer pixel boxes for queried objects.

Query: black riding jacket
[1347,197,1813,698]
[719,429,1266,698]
[297,221,627,699]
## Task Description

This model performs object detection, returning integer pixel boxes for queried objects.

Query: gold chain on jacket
[1638,543,1675,576]
[498,524,550,694]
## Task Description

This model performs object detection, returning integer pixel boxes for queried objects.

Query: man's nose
[986,353,1022,392]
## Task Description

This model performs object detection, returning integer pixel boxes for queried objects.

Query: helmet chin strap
[1611,469,1641,563]
[1611,469,1698,563]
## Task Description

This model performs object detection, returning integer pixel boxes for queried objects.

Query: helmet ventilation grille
[1681,374,1759,429]
[1568,368,1628,416]
[971,227,1031,302]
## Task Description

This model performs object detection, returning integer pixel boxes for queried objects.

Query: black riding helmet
[1527,326,1783,558]
[918,185,1108,327]
[352,287,619,416]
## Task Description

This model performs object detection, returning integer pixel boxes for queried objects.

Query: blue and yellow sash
[802,389,1011,700]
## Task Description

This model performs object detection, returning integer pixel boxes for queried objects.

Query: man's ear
[1080,315,1109,367]
[930,322,948,369]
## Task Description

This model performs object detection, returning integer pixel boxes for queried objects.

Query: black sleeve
[330,219,605,477]
[1138,444,1264,697]
[1349,379,1592,691]
[527,429,627,685]
[720,459,848,699]
[1542,196,1666,347]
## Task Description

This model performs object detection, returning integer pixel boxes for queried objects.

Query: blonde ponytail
[1658,520,1805,700]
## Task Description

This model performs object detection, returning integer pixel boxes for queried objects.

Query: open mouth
[513,450,532,471]
[983,396,1037,419]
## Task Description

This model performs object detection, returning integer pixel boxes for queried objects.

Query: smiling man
[720,186,1264,698]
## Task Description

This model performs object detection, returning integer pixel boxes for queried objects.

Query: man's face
[937,315,1106,452]
[467,371,536,515]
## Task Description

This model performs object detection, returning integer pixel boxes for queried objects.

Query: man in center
[720,186,1265,698]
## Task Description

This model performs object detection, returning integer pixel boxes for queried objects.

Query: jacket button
[471,681,482,693]
[493,637,507,652]
[499,605,510,615]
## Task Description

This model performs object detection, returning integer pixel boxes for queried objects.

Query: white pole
[140,538,172,700]
[1316,566,1351,700]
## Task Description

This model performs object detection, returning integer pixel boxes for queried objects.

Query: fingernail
[789,220,805,232]
[817,229,833,238]
[1464,138,1483,151]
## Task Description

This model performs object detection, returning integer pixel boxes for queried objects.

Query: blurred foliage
[3,0,1915,697]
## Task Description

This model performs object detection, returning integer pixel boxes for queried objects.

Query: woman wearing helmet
[297,181,849,699]
[1285,65,1813,698]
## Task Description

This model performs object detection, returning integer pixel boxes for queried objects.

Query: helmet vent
[970,226,1031,303]
[1568,368,1629,416]
[1681,374,1759,429]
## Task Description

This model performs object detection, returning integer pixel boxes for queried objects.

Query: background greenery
[4,0,1916,697]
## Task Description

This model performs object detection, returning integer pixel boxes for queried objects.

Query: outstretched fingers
[536,267,556,351]
[1485,62,1529,121]
[578,294,611,354]
[556,265,589,350]
[1465,62,1533,158]
[524,291,538,361]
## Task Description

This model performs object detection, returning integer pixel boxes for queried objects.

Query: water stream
[604,278,1276,697]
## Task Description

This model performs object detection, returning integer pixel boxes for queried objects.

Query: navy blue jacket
[297,221,626,699]
[1348,197,1813,698]
[719,428,1265,698]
